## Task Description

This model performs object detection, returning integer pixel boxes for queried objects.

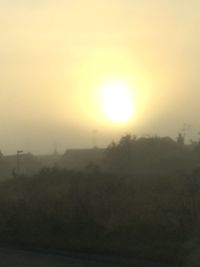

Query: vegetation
[0,169,198,265]
[104,134,199,176]
[0,136,200,265]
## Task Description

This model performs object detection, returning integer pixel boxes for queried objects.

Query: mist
[0,0,200,153]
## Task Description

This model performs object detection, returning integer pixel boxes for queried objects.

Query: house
[60,148,105,170]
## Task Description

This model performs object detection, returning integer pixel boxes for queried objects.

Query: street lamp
[17,150,23,175]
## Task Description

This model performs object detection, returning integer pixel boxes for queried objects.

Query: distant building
[60,148,105,170]
[0,153,42,180]
[36,153,61,168]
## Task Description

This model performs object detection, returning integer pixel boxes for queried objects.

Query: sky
[0,0,200,154]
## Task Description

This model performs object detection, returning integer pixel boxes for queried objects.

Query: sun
[100,80,135,123]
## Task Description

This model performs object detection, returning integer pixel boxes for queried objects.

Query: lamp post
[17,150,23,175]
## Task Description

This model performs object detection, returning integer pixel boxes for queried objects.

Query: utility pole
[92,130,99,148]
[181,123,191,140]
[17,150,23,175]
[53,140,58,155]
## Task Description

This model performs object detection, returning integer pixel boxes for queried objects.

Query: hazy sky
[0,0,200,154]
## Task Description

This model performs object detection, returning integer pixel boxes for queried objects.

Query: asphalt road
[0,248,179,267]
[0,248,119,267]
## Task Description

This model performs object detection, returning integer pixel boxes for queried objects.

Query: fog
[0,0,200,153]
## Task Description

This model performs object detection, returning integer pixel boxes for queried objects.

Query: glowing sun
[100,80,134,122]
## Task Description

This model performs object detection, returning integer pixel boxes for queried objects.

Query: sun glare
[100,80,134,123]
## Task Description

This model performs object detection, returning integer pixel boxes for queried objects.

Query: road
[0,248,117,267]
[0,248,179,267]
